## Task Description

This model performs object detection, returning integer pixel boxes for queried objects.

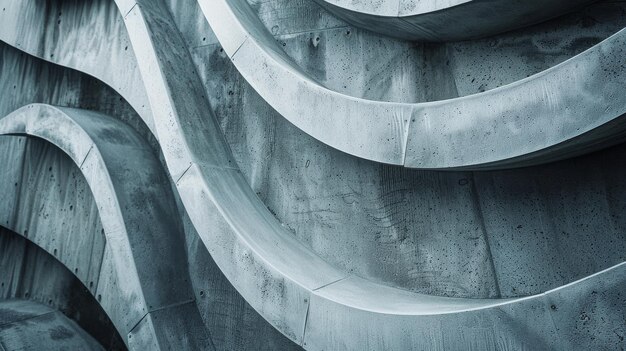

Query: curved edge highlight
[112,2,626,349]
[0,103,212,350]
[200,0,626,170]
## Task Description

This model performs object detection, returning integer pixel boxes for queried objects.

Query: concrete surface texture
[0,0,624,350]
[312,0,598,41]
[0,299,104,350]
[0,104,211,349]
[0,226,125,349]
[199,0,626,169]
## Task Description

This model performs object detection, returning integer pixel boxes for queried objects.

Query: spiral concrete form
[0,0,624,350]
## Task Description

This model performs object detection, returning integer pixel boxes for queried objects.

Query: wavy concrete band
[3,1,623,349]
[105,2,626,350]
[0,104,211,350]
[200,0,626,169]
[3,0,625,170]
[311,0,597,41]
[0,0,155,133]
[0,299,103,350]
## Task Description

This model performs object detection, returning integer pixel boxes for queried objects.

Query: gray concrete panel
[0,39,299,350]
[106,1,626,348]
[313,0,597,41]
[302,264,625,350]
[0,299,104,350]
[0,0,623,349]
[0,42,155,154]
[0,0,154,132]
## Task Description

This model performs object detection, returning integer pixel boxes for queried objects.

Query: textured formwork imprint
[0,0,624,350]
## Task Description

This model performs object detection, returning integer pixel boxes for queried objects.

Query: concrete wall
[0,224,124,350]
[187,0,626,297]
[0,39,300,350]
[0,0,624,349]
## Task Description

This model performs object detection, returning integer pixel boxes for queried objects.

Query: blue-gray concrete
[312,0,597,41]
[0,299,104,350]
[0,0,624,350]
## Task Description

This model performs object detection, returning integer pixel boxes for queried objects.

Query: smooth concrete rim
[311,0,596,41]
[0,103,210,350]
[200,0,626,170]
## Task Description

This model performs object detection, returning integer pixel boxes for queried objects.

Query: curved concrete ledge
[0,299,104,350]
[0,0,155,132]
[4,0,625,170]
[0,104,212,350]
[312,0,596,41]
[2,0,616,348]
[199,0,626,169]
[0,226,126,349]
[302,262,626,350]
[106,2,625,349]
[178,162,626,349]
[0,36,300,350]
